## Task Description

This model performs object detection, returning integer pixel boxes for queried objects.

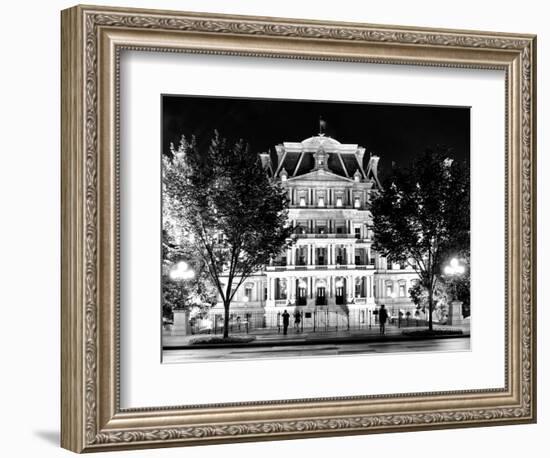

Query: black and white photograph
[1,0,542,455]
[161,95,471,362]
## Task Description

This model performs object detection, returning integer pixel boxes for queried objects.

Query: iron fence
[190,307,428,335]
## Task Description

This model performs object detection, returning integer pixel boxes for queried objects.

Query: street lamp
[443,257,465,300]
[170,261,195,281]
[444,257,465,277]
[168,261,196,336]
[443,257,466,326]
[169,261,195,309]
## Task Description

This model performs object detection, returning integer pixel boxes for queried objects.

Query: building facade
[210,133,420,329]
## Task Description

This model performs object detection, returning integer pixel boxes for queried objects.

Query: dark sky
[162,95,470,176]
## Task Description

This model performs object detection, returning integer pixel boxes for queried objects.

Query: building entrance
[335,285,345,305]
[297,286,307,306]
[316,287,327,305]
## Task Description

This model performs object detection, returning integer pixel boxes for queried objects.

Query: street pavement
[163,335,470,363]
[163,322,470,348]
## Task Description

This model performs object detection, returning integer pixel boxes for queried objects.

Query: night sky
[162,95,470,177]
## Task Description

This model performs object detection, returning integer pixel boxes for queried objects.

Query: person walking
[294,310,302,333]
[282,309,290,335]
[378,304,388,335]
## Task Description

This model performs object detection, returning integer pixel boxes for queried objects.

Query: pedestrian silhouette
[379,304,388,335]
[294,310,301,333]
[282,310,290,335]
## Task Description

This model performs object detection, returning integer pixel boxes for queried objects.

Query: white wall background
[0,1,546,457]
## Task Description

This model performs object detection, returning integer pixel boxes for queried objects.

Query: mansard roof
[269,134,382,189]
[286,168,355,183]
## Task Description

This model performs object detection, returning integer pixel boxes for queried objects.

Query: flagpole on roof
[319,116,326,136]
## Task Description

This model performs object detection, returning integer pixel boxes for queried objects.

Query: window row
[293,220,373,238]
[287,188,369,208]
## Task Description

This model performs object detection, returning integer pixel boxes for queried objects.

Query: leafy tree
[370,148,469,331]
[408,280,449,321]
[163,132,294,338]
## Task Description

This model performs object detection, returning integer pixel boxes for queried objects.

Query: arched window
[385,281,394,298]
[244,283,254,301]
[398,280,407,297]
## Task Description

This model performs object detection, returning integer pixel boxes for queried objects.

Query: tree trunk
[223,300,230,339]
[427,286,434,332]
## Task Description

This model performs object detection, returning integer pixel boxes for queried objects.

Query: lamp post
[443,257,465,325]
[443,257,465,299]
[169,261,195,335]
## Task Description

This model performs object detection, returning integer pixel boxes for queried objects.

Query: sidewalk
[163,323,470,349]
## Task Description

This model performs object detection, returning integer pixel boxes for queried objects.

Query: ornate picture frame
[61,4,536,453]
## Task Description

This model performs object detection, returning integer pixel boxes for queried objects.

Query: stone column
[286,276,291,302]
[313,244,317,265]
[257,281,262,302]
[343,245,348,265]
[172,309,191,335]
[447,300,465,325]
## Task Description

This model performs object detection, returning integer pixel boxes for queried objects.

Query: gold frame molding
[61,4,537,453]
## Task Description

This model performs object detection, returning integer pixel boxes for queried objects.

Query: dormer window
[354,169,362,182]
[313,146,329,171]
[279,168,288,182]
